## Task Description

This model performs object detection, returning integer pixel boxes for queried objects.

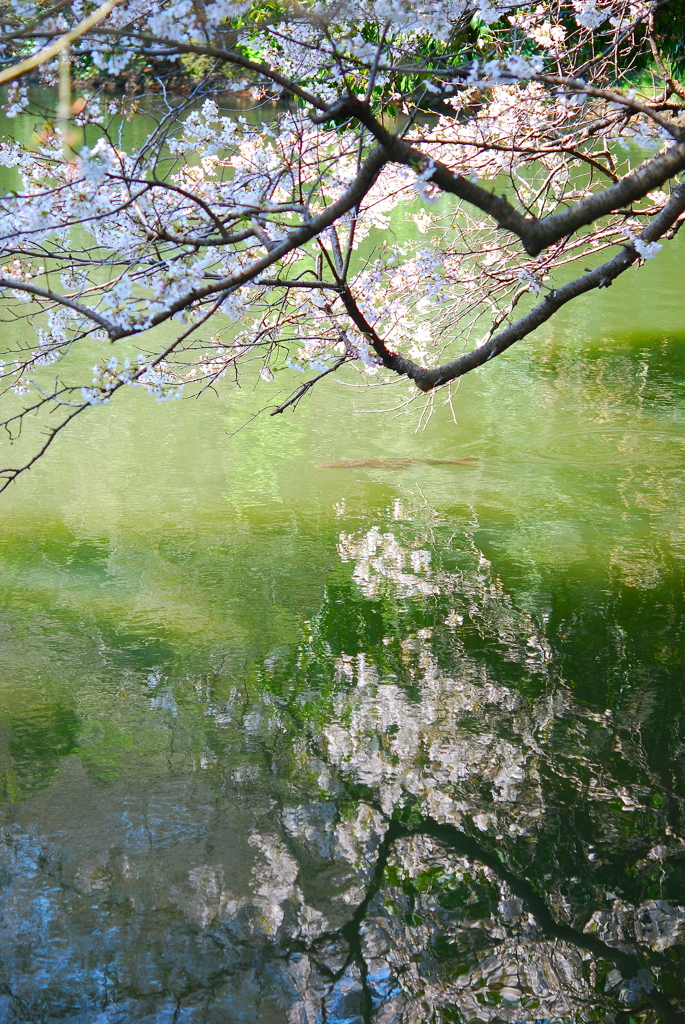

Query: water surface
[0,105,684,1023]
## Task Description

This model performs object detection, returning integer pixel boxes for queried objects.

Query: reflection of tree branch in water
[249,741,385,1024]
[289,817,406,1023]
[419,817,685,1024]
[301,806,684,1024]
[268,708,684,1021]
[336,818,406,1024]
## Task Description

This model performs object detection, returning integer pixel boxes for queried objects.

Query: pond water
[0,103,685,1023]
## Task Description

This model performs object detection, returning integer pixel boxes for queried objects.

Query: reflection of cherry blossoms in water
[243,510,685,1023]
[0,506,684,1022]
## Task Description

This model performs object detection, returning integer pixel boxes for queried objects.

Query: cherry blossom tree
[0,0,684,486]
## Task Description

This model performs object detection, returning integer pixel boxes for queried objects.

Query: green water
[0,106,685,1022]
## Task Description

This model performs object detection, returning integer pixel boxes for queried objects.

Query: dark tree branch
[270,356,348,415]
[0,277,117,334]
[94,28,330,112]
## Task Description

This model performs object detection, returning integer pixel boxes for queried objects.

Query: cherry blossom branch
[2,0,685,485]
[107,146,387,339]
[0,0,122,85]
[337,184,685,392]
[0,277,117,334]
[84,24,685,258]
[67,17,685,263]
[347,99,685,256]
